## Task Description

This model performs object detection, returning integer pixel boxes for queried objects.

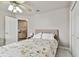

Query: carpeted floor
[56,47,72,57]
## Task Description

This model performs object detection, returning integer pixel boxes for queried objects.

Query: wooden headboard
[35,29,59,41]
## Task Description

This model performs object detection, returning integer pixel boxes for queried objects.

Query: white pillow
[33,33,42,39]
[42,33,55,40]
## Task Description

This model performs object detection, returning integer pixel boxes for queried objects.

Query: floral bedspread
[0,38,58,57]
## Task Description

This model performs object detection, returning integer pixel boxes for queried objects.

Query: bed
[0,29,59,57]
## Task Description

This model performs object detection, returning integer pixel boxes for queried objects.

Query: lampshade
[16,7,23,13]
[8,4,23,13]
[8,4,13,11]
[13,9,17,13]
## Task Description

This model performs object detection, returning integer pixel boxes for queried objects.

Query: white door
[75,15,79,57]
[71,3,77,56]
[71,2,79,57]
[5,16,18,44]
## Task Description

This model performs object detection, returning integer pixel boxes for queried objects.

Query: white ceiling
[0,1,71,15]
[28,1,71,14]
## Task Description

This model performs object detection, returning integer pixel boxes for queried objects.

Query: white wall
[29,8,69,47]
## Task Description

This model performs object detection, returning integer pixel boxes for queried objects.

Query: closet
[71,2,79,57]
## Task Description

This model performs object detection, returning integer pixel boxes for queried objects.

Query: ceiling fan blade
[15,1,25,4]
[19,4,32,12]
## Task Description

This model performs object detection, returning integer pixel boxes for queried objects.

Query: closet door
[71,3,77,56]
[71,2,79,57]
[75,14,79,57]
[5,16,18,44]
[75,2,79,56]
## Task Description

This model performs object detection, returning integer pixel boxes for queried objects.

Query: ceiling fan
[2,1,32,13]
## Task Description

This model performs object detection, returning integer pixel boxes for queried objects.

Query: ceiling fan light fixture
[16,7,23,13]
[8,4,13,11]
[8,5,23,13]
[13,9,17,13]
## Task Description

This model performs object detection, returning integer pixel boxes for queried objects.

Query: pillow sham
[33,32,42,39]
[42,33,55,40]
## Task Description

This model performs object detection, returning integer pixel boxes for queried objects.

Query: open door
[5,16,18,44]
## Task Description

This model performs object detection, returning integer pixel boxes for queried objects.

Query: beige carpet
[56,47,72,57]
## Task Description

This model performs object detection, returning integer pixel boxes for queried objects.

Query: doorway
[18,20,28,41]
